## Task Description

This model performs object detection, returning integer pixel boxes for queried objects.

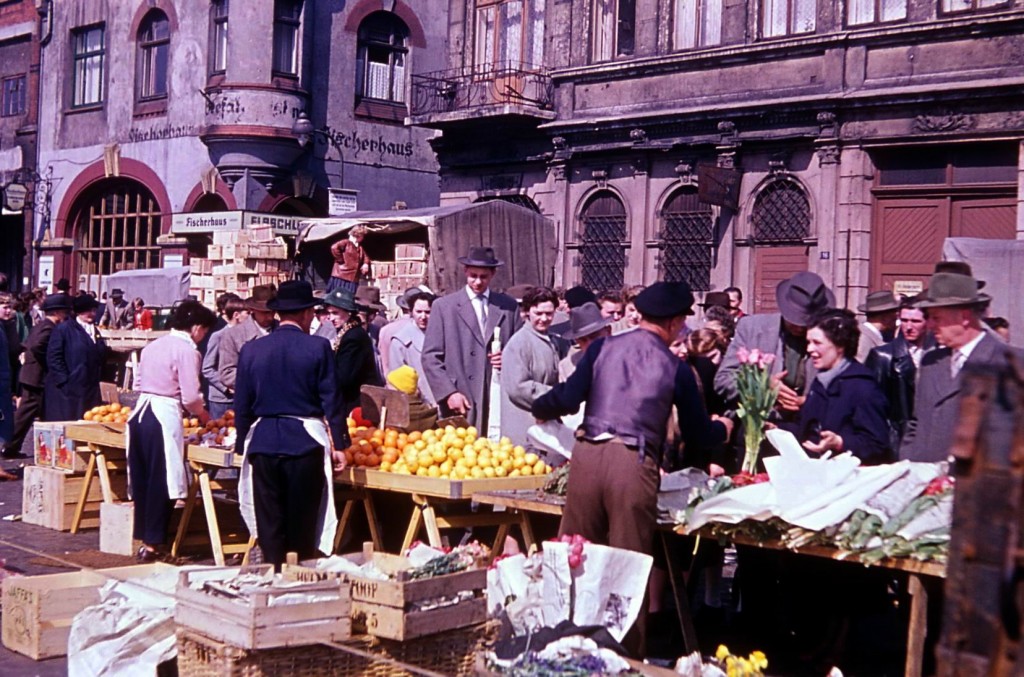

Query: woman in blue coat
[798,308,893,465]
[45,295,107,421]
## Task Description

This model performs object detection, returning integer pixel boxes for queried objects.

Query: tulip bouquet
[734,347,779,474]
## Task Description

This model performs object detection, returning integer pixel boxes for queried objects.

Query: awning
[296,203,498,250]
[101,266,191,307]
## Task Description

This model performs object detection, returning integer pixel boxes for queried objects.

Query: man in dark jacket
[323,287,381,414]
[864,300,934,450]
[45,295,106,422]
[3,294,72,457]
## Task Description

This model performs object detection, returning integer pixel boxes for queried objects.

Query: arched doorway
[658,186,714,290]
[577,190,627,291]
[72,179,162,292]
[750,178,811,314]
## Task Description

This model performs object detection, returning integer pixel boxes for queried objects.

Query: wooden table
[63,424,129,533]
[334,469,549,555]
[171,445,254,566]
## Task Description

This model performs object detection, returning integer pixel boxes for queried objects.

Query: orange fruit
[407,431,421,442]
[84,412,95,421]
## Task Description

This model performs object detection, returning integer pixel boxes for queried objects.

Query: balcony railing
[410,62,554,120]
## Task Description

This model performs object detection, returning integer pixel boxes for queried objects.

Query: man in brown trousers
[532,281,733,656]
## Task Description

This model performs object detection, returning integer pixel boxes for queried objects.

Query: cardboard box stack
[189,227,294,306]
[374,244,429,312]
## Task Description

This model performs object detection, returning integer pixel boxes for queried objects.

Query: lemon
[533,460,547,474]
[440,460,453,474]
[416,467,428,477]
[471,466,484,479]
[427,465,441,478]
[524,452,539,466]
[495,465,508,477]
[512,457,525,469]
[520,465,533,476]
[483,466,496,478]
[513,445,526,458]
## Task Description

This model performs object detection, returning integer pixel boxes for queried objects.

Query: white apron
[125,393,189,500]
[238,416,338,557]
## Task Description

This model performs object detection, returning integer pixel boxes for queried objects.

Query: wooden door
[872,198,948,293]
[752,245,808,314]
[952,197,1016,239]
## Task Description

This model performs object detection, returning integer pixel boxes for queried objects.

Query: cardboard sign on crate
[175,566,352,650]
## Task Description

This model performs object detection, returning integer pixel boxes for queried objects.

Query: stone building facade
[411,0,1024,313]
[0,0,41,291]
[35,0,444,293]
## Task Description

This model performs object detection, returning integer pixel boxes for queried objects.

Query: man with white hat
[557,302,612,381]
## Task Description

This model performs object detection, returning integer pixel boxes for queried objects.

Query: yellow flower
[715,644,731,661]
[738,657,752,674]
[749,650,768,671]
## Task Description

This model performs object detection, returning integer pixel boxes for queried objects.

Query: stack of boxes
[373,244,429,311]
[189,227,294,306]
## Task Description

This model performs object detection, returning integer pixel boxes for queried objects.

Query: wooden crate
[337,467,549,499]
[22,465,127,531]
[175,566,352,650]
[100,501,139,556]
[1,562,175,660]
[283,548,487,641]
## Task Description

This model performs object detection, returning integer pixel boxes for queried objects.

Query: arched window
[751,178,810,243]
[356,12,409,104]
[137,11,170,100]
[75,180,162,288]
[659,187,714,290]
[578,191,627,291]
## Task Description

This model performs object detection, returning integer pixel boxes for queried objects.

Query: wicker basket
[176,621,499,676]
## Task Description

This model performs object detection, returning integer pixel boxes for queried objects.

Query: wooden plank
[351,596,487,641]
[187,445,238,468]
[473,489,566,516]
[337,468,551,499]
[63,423,126,449]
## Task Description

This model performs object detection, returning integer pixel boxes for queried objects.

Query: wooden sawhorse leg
[332,489,383,553]
[171,468,201,558]
[905,574,928,677]
[661,531,699,654]
[70,450,97,534]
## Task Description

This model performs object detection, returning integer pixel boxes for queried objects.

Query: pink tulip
[737,347,750,364]
[748,348,762,365]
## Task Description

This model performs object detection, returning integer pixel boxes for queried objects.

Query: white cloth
[239,416,338,557]
[125,393,189,500]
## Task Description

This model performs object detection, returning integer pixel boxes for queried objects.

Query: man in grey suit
[216,285,278,407]
[422,247,522,430]
[714,271,835,425]
[900,271,1020,463]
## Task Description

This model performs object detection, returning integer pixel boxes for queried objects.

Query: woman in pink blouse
[127,301,216,561]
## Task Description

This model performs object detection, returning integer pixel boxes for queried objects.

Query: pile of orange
[344,420,552,480]
[83,403,132,424]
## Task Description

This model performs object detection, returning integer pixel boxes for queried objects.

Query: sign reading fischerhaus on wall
[170,211,306,236]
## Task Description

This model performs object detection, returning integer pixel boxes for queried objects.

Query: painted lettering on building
[321,127,415,161]
[205,95,245,118]
[127,124,199,143]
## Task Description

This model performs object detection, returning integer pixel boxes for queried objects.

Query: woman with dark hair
[323,287,381,414]
[798,308,892,465]
[132,298,153,330]
[127,300,216,561]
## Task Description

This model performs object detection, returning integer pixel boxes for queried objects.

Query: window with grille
[752,179,810,243]
[847,0,905,24]
[210,0,229,74]
[1,75,26,117]
[659,188,714,290]
[71,25,105,107]
[77,182,162,287]
[674,0,723,50]
[137,11,170,100]
[578,191,627,291]
[356,12,409,104]
[761,0,816,38]
[593,0,635,62]
[272,0,302,76]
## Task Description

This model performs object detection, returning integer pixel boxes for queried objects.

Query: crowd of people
[0,248,1017,659]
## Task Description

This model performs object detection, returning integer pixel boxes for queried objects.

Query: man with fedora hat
[557,302,612,381]
[422,246,522,430]
[234,280,348,568]
[855,290,900,362]
[3,294,72,458]
[900,271,1021,463]
[324,287,383,414]
[45,294,107,422]
[217,285,278,407]
[100,288,132,329]
[533,281,732,656]
[715,271,836,424]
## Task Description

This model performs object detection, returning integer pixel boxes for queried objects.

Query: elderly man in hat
[202,296,250,419]
[45,294,107,422]
[234,280,348,568]
[389,291,437,407]
[377,287,421,375]
[533,281,732,656]
[855,290,900,362]
[900,271,1022,463]
[216,285,278,406]
[558,302,612,381]
[100,288,133,329]
[3,294,72,458]
[324,287,382,414]
[422,246,522,430]
[715,271,836,425]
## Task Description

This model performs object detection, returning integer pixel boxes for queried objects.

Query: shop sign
[3,183,28,212]
[328,189,359,217]
[170,211,306,237]
[893,280,924,299]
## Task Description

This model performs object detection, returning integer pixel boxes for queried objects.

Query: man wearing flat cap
[715,271,836,426]
[3,295,72,458]
[855,290,900,362]
[422,246,522,430]
[533,281,732,656]
[900,271,1021,463]
[234,281,348,568]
